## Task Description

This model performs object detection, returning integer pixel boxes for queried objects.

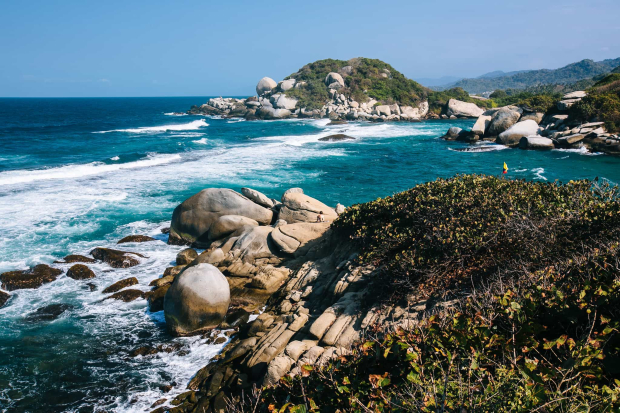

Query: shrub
[570,93,620,133]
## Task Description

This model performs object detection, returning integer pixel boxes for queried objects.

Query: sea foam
[0,154,181,186]
[95,119,208,134]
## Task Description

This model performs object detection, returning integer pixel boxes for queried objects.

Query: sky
[1,0,620,97]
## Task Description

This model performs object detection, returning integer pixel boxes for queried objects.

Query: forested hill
[446,58,620,94]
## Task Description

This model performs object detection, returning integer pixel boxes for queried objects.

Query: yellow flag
[503,162,508,174]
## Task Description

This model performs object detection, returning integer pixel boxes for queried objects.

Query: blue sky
[1,0,619,97]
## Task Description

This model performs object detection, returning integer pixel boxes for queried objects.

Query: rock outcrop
[164,263,231,336]
[444,99,484,118]
[279,192,338,224]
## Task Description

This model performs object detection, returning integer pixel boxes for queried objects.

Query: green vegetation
[570,72,620,133]
[488,90,561,113]
[252,175,620,412]
[284,58,430,108]
[448,58,620,94]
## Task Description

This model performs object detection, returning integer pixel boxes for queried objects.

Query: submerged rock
[117,235,156,244]
[66,264,96,280]
[90,248,145,268]
[0,290,10,308]
[318,134,355,142]
[0,264,63,291]
[164,263,230,336]
[25,303,74,322]
[54,254,96,264]
[102,277,139,294]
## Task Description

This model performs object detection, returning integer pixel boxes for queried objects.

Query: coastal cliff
[145,175,620,412]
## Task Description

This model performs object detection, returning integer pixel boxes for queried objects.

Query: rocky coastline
[0,185,431,413]
[440,90,620,155]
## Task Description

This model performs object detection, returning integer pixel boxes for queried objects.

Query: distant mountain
[476,70,531,79]
[415,76,463,87]
[448,58,620,94]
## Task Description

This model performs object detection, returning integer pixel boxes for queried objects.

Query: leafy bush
[248,176,620,412]
[570,92,620,133]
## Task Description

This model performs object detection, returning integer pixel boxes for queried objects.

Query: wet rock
[146,284,171,312]
[163,265,186,278]
[0,290,10,308]
[105,289,145,302]
[176,248,198,266]
[0,264,63,291]
[117,235,156,244]
[54,254,96,264]
[130,342,184,357]
[66,264,96,280]
[102,277,139,293]
[161,227,170,234]
[86,283,97,292]
[90,248,145,268]
[220,308,251,329]
[25,303,74,322]
[318,134,355,142]
[151,399,167,408]
[164,263,230,336]
[149,275,175,288]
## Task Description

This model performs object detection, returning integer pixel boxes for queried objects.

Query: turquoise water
[0,97,619,412]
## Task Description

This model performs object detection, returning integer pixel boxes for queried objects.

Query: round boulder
[325,72,345,89]
[486,107,523,137]
[256,77,277,96]
[164,263,230,336]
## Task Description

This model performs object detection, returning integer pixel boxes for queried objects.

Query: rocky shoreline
[440,90,620,155]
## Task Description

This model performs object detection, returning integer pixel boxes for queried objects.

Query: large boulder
[399,101,429,120]
[228,226,276,263]
[497,120,540,147]
[445,99,484,118]
[209,215,259,241]
[241,188,276,208]
[471,115,492,136]
[278,79,296,91]
[169,188,273,246]
[274,95,298,110]
[486,106,523,137]
[279,192,337,224]
[164,263,230,336]
[270,222,331,255]
[0,264,62,291]
[519,136,554,150]
[325,72,345,89]
[375,105,391,116]
[256,77,277,96]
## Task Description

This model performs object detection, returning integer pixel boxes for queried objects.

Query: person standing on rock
[316,211,325,223]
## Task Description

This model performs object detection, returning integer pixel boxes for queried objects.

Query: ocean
[0,97,618,412]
